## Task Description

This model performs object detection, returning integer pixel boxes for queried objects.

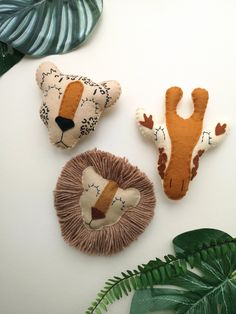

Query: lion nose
[55,116,75,132]
[91,207,106,220]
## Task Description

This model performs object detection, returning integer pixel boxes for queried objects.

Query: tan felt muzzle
[55,81,84,132]
[164,87,208,200]
[91,180,119,220]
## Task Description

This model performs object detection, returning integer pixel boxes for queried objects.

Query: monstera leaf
[173,228,232,255]
[0,42,24,76]
[0,0,103,57]
[87,228,236,314]
[130,229,236,314]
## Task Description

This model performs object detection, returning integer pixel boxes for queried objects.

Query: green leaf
[152,269,161,283]
[130,276,137,290]
[176,277,236,314]
[130,288,195,314]
[173,228,232,255]
[0,42,24,76]
[86,229,236,314]
[166,270,213,292]
[0,0,103,57]
[95,308,102,314]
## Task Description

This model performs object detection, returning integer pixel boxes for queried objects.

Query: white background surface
[1,0,236,313]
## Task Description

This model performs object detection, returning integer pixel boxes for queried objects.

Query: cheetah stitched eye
[99,87,106,95]
[84,183,100,197]
[111,197,126,210]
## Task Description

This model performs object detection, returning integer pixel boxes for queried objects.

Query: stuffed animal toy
[36,62,121,149]
[54,149,155,255]
[136,87,228,200]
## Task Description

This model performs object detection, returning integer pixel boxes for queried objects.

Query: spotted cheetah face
[80,166,141,230]
[36,62,121,149]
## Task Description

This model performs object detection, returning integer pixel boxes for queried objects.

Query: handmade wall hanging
[36,62,121,149]
[54,149,156,255]
[136,87,228,200]
[87,228,236,313]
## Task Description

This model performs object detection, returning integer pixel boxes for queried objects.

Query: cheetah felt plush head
[36,62,121,149]
[137,87,228,200]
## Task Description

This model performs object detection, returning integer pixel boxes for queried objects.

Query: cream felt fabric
[36,62,121,149]
[136,87,228,200]
[80,166,141,230]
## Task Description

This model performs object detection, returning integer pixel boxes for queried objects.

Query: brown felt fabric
[94,181,119,214]
[139,114,154,129]
[215,123,227,136]
[58,81,84,120]
[164,87,208,200]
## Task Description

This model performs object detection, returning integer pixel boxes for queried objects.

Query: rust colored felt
[54,149,156,255]
[158,148,167,179]
[191,150,205,180]
[215,123,227,136]
[139,114,154,129]
[58,81,84,120]
[164,87,208,200]
[94,180,119,214]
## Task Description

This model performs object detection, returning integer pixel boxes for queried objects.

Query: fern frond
[86,237,236,314]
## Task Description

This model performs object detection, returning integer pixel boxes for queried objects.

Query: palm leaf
[0,41,24,75]
[0,0,103,57]
[86,229,236,314]
[130,288,197,314]
[131,285,236,314]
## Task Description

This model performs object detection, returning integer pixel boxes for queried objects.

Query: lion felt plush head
[36,62,121,149]
[54,150,156,255]
[80,166,141,230]
[137,87,228,200]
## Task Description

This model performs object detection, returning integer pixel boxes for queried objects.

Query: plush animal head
[36,62,121,149]
[54,149,155,255]
[80,166,140,229]
[137,87,228,200]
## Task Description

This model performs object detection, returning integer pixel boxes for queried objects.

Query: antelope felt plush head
[36,62,121,149]
[137,87,228,200]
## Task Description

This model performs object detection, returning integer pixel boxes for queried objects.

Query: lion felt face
[36,62,121,149]
[80,166,141,230]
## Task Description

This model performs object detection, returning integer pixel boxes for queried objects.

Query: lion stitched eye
[111,197,126,210]
[84,183,100,197]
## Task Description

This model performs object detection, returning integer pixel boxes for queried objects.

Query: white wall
[0,0,236,313]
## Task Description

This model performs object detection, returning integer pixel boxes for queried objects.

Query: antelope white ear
[124,188,141,208]
[195,121,229,153]
[136,108,155,140]
[36,62,61,90]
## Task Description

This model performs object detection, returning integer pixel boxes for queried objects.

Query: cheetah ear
[123,188,141,208]
[36,62,61,91]
[99,80,121,110]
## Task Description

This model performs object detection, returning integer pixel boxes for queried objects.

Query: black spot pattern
[80,117,99,136]
[40,103,49,126]
[100,82,112,107]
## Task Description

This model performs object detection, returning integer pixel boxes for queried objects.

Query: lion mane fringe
[54,149,156,255]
